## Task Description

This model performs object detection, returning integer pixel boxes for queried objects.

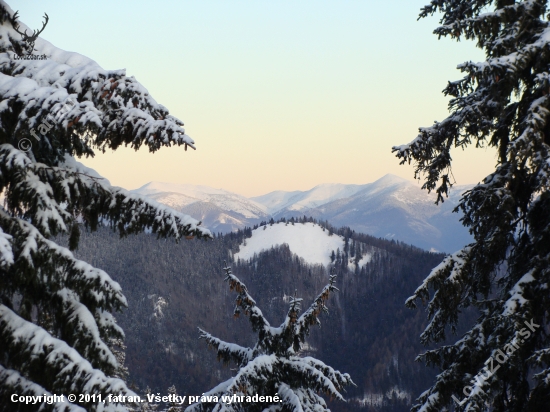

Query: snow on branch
[0,144,72,236]
[188,265,354,412]
[0,144,211,241]
[300,356,353,394]
[397,1,550,410]
[421,0,545,43]
[56,288,120,371]
[0,2,197,163]
[0,305,136,403]
[0,226,13,268]
[291,273,339,344]
[0,209,126,312]
[0,364,86,412]
[0,1,211,408]
[0,210,128,371]
[198,328,253,367]
[531,347,550,387]
[405,247,472,344]
[276,385,330,412]
[394,2,550,202]
[222,263,271,334]
[276,383,305,412]
[280,358,348,401]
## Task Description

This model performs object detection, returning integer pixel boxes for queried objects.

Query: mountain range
[131,174,474,252]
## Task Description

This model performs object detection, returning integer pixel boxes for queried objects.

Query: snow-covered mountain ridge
[133,182,268,217]
[131,182,270,233]
[131,174,474,252]
[251,183,367,215]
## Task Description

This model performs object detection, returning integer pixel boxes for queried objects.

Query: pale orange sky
[14,0,496,197]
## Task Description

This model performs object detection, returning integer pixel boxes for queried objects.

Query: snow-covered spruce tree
[393,1,550,411]
[126,387,158,412]
[186,265,354,412]
[109,338,129,382]
[0,2,210,411]
[166,385,182,412]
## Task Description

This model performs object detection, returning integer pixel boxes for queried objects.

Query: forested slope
[71,222,465,411]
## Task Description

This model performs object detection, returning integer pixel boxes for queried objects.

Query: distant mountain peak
[374,174,411,186]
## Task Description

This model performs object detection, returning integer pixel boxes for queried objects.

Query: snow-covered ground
[234,222,344,266]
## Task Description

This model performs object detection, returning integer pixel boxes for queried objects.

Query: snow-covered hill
[234,222,372,269]
[234,222,343,266]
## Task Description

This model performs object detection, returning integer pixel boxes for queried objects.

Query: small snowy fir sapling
[109,337,130,382]
[166,385,182,412]
[0,1,210,411]
[394,1,550,411]
[186,264,354,412]
[139,387,159,412]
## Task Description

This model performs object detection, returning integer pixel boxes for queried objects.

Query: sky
[11,0,496,197]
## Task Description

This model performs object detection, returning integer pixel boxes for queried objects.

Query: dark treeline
[69,221,469,412]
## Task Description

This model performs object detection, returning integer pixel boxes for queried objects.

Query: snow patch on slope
[357,253,372,267]
[234,222,344,266]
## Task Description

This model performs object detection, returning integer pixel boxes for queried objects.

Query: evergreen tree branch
[0,210,129,373]
[282,274,339,352]
[396,1,550,410]
[0,305,136,411]
[222,263,271,335]
[188,266,353,412]
[0,2,211,409]
[0,144,210,242]
[0,364,86,412]
[198,328,253,367]
[0,3,198,164]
